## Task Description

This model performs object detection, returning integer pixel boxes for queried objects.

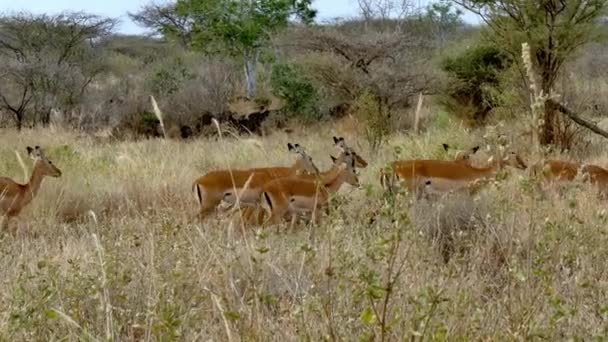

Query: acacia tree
[454,0,608,145]
[289,25,432,149]
[129,3,193,48]
[426,0,463,50]
[133,0,316,99]
[0,12,115,129]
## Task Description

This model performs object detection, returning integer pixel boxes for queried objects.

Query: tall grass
[0,125,607,340]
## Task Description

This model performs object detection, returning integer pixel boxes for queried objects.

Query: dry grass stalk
[150,95,167,139]
[521,42,544,155]
[414,93,424,134]
[14,150,27,183]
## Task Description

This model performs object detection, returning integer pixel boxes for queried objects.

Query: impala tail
[262,192,273,212]
[193,182,202,205]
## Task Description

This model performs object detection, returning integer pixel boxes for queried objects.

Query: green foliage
[458,0,608,92]
[270,63,320,121]
[147,57,193,96]
[171,0,316,97]
[431,110,451,130]
[0,12,115,128]
[354,91,391,152]
[458,0,608,144]
[441,44,511,124]
[175,0,316,57]
[425,0,464,48]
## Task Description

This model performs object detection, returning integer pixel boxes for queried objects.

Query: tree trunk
[243,49,260,99]
[539,69,557,145]
[15,111,23,131]
[41,107,52,127]
[540,101,556,145]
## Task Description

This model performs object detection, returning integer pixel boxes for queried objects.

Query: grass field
[0,123,607,340]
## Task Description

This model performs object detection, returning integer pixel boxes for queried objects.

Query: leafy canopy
[175,0,316,56]
[454,0,608,90]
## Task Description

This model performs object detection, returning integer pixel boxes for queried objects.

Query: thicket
[440,44,511,124]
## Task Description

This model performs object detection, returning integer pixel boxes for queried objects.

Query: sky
[0,0,480,35]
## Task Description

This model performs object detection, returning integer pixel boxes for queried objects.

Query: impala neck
[24,160,47,199]
[323,164,348,193]
[290,157,315,175]
[317,161,344,185]
[470,157,502,175]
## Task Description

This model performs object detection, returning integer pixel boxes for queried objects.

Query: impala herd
[2,137,608,233]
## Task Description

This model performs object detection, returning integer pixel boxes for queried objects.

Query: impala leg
[8,221,17,237]
[1,216,16,237]
[0,216,8,233]
[255,207,267,226]
[234,206,259,228]
[289,213,297,231]
[311,207,324,225]
[196,198,221,221]
[266,204,289,234]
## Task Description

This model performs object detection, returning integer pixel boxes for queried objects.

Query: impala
[532,159,608,194]
[531,159,581,182]
[381,150,527,195]
[580,164,608,194]
[234,137,368,226]
[261,151,359,225]
[379,144,483,192]
[1,146,62,233]
[193,143,319,220]
[442,144,480,164]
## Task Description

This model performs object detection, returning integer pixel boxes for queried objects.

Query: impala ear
[26,146,34,155]
[287,143,297,153]
[471,146,480,154]
[442,143,449,151]
[333,136,339,144]
[330,155,337,163]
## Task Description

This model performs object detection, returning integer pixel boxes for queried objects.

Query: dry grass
[0,124,607,340]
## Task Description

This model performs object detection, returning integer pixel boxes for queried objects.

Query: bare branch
[547,99,608,139]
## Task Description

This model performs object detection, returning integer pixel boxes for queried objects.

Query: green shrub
[441,44,511,124]
[147,57,193,96]
[270,63,320,122]
[354,91,390,152]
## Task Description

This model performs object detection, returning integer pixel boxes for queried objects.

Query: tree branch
[547,99,608,139]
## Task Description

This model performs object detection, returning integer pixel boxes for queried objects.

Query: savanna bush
[146,57,193,97]
[441,44,511,125]
[354,91,390,151]
[270,62,320,122]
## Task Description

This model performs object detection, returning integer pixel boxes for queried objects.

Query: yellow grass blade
[150,95,167,139]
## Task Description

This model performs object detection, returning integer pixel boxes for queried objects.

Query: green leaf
[368,285,386,299]
[360,307,376,325]
[223,311,241,321]
[45,310,58,319]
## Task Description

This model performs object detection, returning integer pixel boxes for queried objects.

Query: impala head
[27,146,62,177]
[287,142,320,174]
[442,143,480,163]
[333,136,368,168]
[340,151,360,188]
